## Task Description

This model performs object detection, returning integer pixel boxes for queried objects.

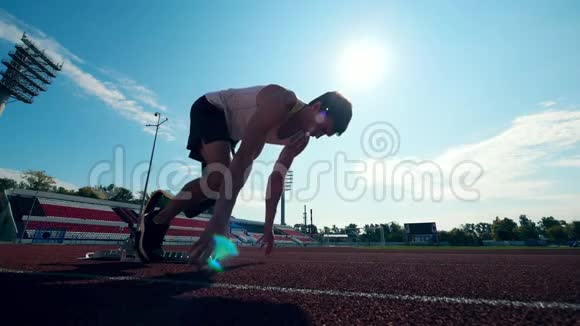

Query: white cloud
[537,100,557,108]
[434,110,580,199]
[536,193,580,201]
[98,68,168,112]
[0,9,83,64]
[118,78,167,112]
[363,109,580,201]
[61,64,154,124]
[0,168,78,190]
[0,9,174,141]
[0,13,26,44]
[551,156,580,167]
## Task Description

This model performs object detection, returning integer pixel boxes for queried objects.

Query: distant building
[321,234,350,245]
[404,222,437,244]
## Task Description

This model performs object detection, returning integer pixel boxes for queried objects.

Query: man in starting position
[136,84,352,264]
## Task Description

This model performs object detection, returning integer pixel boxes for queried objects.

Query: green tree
[475,222,493,240]
[293,224,308,233]
[386,222,404,242]
[110,187,134,202]
[447,228,478,246]
[361,224,381,242]
[76,186,104,199]
[331,225,341,234]
[307,224,318,235]
[568,221,580,240]
[20,170,56,191]
[0,178,18,192]
[360,224,371,242]
[517,215,539,240]
[459,223,489,244]
[345,223,359,238]
[130,190,156,204]
[546,225,568,244]
[461,223,477,237]
[438,230,450,242]
[52,186,76,195]
[539,216,565,236]
[93,184,135,202]
[492,217,518,241]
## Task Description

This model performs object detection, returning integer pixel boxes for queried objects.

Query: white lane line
[233,257,558,268]
[1,267,579,311]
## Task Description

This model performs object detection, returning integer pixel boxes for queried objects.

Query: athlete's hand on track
[257,227,275,255]
[188,220,227,268]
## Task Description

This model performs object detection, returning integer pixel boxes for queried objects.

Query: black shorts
[187,96,237,164]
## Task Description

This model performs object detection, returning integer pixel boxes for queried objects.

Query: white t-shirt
[204,85,306,145]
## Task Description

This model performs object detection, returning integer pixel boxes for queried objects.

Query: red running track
[1,244,579,325]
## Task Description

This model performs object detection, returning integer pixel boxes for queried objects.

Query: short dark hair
[309,91,352,136]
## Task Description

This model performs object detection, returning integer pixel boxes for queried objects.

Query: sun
[337,40,387,90]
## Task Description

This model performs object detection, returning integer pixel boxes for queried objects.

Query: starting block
[81,234,238,270]
[82,190,193,264]
[81,237,192,264]
[82,190,238,270]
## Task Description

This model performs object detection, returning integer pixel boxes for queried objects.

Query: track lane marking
[232,257,566,268]
[1,267,579,311]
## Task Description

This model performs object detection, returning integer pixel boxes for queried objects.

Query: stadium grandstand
[229,218,318,247]
[275,225,318,245]
[0,188,317,247]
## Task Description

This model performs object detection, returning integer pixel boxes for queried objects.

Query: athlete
[136,84,352,264]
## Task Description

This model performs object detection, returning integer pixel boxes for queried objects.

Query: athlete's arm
[265,135,309,227]
[259,134,308,254]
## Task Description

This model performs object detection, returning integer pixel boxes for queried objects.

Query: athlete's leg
[153,141,231,224]
[137,93,233,262]
[137,141,231,262]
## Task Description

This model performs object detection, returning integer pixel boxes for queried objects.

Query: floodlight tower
[280,170,293,225]
[0,33,63,115]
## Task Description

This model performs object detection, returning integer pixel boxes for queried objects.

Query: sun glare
[338,40,387,90]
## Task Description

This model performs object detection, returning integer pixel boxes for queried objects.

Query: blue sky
[0,1,579,230]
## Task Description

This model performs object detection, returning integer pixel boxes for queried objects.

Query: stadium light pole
[310,208,313,238]
[0,33,63,116]
[138,112,168,217]
[280,170,293,226]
